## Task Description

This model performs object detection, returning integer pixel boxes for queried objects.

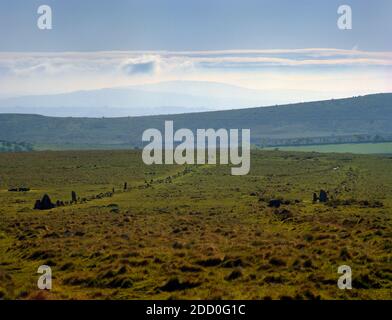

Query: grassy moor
[0,150,391,300]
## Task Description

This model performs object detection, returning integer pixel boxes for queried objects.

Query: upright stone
[41,194,54,209]
[319,189,328,202]
[34,194,54,210]
[71,191,77,203]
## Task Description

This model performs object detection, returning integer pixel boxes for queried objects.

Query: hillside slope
[0,93,391,149]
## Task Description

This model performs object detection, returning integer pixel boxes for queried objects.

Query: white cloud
[0,48,391,98]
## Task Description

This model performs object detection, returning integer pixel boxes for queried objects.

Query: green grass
[0,150,391,300]
[265,142,392,154]
[34,143,134,151]
[1,93,392,148]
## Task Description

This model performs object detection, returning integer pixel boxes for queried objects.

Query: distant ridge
[0,80,347,117]
[0,93,391,150]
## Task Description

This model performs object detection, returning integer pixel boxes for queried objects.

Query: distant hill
[0,93,391,150]
[0,81,338,117]
[0,140,33,152]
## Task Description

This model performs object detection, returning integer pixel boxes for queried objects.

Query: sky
[0,0,391,105]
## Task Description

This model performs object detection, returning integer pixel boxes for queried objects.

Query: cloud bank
[0,48,391,99]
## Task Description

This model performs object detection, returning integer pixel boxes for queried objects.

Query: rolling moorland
[0,150,391,299]
[0,93,392,150]
[268,142,392,154]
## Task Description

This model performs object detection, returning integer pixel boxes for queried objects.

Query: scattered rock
[56,200,65,207]
[8,187,30,192]
[268,199,282,208]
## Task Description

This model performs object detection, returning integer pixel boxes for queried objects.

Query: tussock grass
[0,150,391,299]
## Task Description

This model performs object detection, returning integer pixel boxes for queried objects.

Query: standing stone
[71,191,77,203]
[319,190,328,202]
[41,194,54,209]
[34,200,42,210]
[34,194,54,210]
[124,182,127,190]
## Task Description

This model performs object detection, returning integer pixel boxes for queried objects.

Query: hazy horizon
[1,48,391,117]
[0,90,390,118]
[1,1,391,115]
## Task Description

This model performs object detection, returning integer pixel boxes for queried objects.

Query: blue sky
[1,0,391,51]
[0,0,391,105]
